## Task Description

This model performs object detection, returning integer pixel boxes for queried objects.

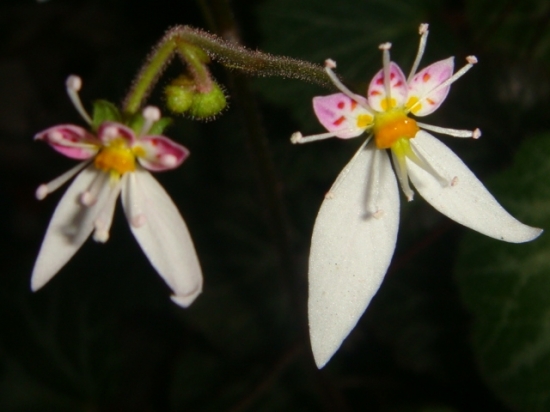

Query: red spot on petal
[151,139,158,146]
[376,77,383,85]
[337,101,345,109]
[370,90,381,96]
[426,98,435,105]
[333,116,345,126]
[423,72,431,82]
[390,72,395,79]
[350,100,357,110]
[394,81,403,87]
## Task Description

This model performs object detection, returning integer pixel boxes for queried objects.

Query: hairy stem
[123,24,332,114]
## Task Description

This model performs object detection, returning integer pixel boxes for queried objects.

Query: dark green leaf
[456,132,550,412]
[466,0,550,65]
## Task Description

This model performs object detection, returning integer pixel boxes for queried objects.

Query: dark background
[1,0,550,410]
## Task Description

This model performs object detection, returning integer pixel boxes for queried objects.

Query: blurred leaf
[456,132,550,412]
[466,0,550,64]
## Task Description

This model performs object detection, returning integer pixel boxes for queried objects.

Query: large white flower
[32,76,202,307]
[291,24,543,368]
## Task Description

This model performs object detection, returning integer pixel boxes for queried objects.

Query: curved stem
[123,39,177,114]
[123,24,332,114]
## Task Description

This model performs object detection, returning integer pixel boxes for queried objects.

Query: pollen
[94,138,136,175]
[373,109,419,149]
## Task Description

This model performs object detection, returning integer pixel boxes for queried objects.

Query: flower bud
[188,82,227,120]
[164,76,196,114]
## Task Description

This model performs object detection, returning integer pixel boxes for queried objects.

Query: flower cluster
[292,24,542,368]
[32,76,202,307]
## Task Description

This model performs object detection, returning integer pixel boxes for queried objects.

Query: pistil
[373,110,419,149]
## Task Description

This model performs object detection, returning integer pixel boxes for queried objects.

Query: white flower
[32,76,202,307]
[291,24,543,368]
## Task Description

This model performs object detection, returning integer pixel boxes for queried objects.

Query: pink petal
[97,122,136,146]
[407,57,454,116]
[35,125,100,160]
[367,62,408,112]
[313,93,374,139]
[134,135,189,171]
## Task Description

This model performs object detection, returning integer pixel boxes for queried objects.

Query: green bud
[188,82,227,120]
[164,76,196,114]
[165,85,195,114]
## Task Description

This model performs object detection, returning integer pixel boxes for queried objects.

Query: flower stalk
[123,25,332,115]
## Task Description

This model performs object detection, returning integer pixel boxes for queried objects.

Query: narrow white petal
[121,168,202,307]
[31,166,109,291]
[408,131,542,243]
[308,142,400,368]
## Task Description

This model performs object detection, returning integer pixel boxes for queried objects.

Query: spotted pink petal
[313,93,374,139]
[97,122,136,146]
[134,135,189,171]
[35,125,100,160]
[367,62,408,112]
[407,57,454,116]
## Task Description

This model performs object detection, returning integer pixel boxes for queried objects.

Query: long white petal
[308,141,400,368]
[31,165,108,291]
[121,168,202,307]
[408,131,542,243]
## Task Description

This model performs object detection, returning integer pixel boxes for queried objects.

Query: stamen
[407,23,430,83]
[364,148,384,219]
[139,106,161,136]
[391,150,415,201]
[451,176,459,187]
[325,58,337,69]
[65,75,93,125]
[409,55,478,115]
[324,59,370,109]
[417,122,482,139]
[35,160,90,200]
[291,131,337,144]
[378,42,392,107]
[328,137,372,195]
[92,179,122,243]
[408,143,449,187]
[80,171,109,206]
[127,173,146,228]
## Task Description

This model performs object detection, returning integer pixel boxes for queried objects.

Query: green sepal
[91,100,122,130]
[148,117,173,135]
[124,112,173,136]
[125,112,145,135]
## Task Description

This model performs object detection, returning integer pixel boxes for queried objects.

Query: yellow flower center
[373,109,419,149]
[94,138,136,176]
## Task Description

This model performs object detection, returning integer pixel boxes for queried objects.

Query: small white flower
[292,24,543,368]
[32,76,202,307]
